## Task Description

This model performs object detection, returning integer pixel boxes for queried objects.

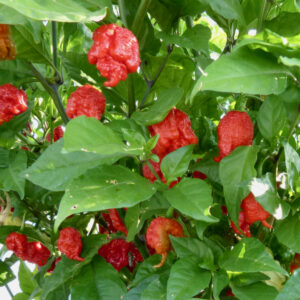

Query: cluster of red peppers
[6,232,50,267]
[0,24,16,61]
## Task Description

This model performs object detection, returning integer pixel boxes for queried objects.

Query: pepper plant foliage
[0,0,300,299]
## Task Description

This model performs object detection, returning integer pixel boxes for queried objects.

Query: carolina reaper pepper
[0,84,27,125]
[214,111,253,162]
[146,217,185,268]
[66,85,106,120]
[88,24,141,87]
[230,211,251,237]
[46,126,64,142]
[148,108,198,159]
[5,232,28,260]
[98,239,143,272]
[57,227,84,262]
[101,209,128,236]
[0,24,16,60]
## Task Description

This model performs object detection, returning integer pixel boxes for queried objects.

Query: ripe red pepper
[5,232,28,260]
[88,24,141,87]
[0,24,16,60]
[146,217,185,268]
[148,108,198,159]
[47,257,62,273]
[241,193,272,229]
[57,227,84,262]
[0,84,27,125]
[100,209,128,236]
[214,111,253,162]
[46,126,64,142]
[98,239,143,272]
[66,85,106,120]
[25,242,51,267]
[230,211,251,237]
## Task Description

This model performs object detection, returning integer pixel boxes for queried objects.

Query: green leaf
[132,88,184,126]
[0,0,107,22]
[13,293,31,300]
[0,261,15,286]
[0,150,27,198]
[284,143,300,191]
[219,146,258,224]
[141,275,167,300]
[166,256,211,300]
[70,256,126,300]
[279,56,300,67]
[231,282,278,300]
[192,48,289,99]
[161,145,194,184]
[156,24,211,51]
[163,178,214,222]
[125,204,140,242]
[0,148,9,168]
[220,238,287,275]
[212,270,229,300]
[23,139,120,191]
[275,269,300,300]
[275,212,300,253]
[257,95,287,141]
[19,261,37,295]
[64,116,143,156]
[54,165,156,231]
[0,4,27,24]
[265,12,300,37]
[170,236,215,270]
[41,235,106,300]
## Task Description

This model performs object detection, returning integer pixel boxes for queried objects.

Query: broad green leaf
[161,145,194,184]
[275,212,300,253]
[220,238,287,275]
[192,157,221,184]
[41,235,106,300]
[231,282,278,300]
[265,12,300,37]
[0,148,9,168]
[125,204,140,242]
[132,88,184,126]
[257,95,287,141]
[141,272,168,300]
[167,256,211,300]
[19,261,37,295]
[276,270,300,300]
[279,56,300,67]
[220,146,257,224]
[0,0,107,22]
[212,270,229,300]
[192,48,289,99]
[23,139,120,191]
[156,24,211,51]
[284,143,300,191]
[0,4,27,24]
[0,261,15,286]
[125,276,159,300]
[54,165,156,231]
[0,150,27,198]
[12,293,30,300]
[63,116,143,156]
[163,178,214,222]
[70,256,126,300]
[170,236,215,270]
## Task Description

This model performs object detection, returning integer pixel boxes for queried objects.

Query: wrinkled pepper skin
[57,227,84,262]
[101,209,128,236]
[148,108,198,159]
[5,232,28,260]
[241,193,272,229]
[0,24,16,60]
[98,239,143,272]
[0,84,27,125]
[66,85,106,120]
[214,111,253,162]
[230,211,251,237]
[146,217,185,268]
[46,126,64,142]
[88,24,140,87]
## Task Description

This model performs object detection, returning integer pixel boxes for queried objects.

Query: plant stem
[131,0,152,36]
[51,22,63,84]
[5,284,13,298]
[257,0,272,32]
[127,74,136,117]
[28,63,69,124]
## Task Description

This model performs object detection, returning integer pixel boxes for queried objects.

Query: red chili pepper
[0,84,27,125]
[25,242,51,266]
[88,24,140,87]
[148,108,198,159]
[230,211,251,237]
[0,24,16,60]
[98,239,143,272]
[57,227,84,262]
[47,257,62,273]
[214,111,253,162]
[107,209,128,236]
[46,126,64,142]
[241,193,272,229]
[226,289,235,297]
[66,85,106,120]
[5,232,28,260]
[146,217,185,268]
